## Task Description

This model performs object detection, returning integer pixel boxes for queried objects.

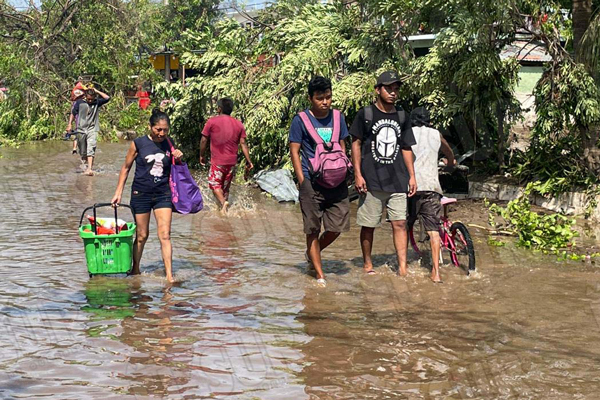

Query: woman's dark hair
[217,98,234,115]
[308,76,332,97]
[150,108,170,127]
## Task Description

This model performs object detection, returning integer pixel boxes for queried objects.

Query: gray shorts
[77,131,97,157]
[356,190,407,227]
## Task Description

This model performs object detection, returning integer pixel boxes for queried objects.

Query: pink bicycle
[409,197,476,275]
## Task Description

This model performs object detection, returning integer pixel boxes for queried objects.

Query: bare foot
[363,262,374,274]
[220,201,229,214]
[398,267,408,277]
[83,169,94,176]
[430,270,442,283]
[166,275,175,283]
[129,267,141,276]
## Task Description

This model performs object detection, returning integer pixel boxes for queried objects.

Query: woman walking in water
[111,109,183,283]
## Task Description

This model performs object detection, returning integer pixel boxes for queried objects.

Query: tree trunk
[583,126,600,173]
[573,0,593,54]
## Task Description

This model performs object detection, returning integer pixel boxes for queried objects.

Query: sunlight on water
[1,142,600,399]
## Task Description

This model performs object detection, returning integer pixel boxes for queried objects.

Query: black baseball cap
[375,71,401,88]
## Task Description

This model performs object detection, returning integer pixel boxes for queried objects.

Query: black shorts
[408,191,442,232]
[299,179,350,235]
[130,190,172,214]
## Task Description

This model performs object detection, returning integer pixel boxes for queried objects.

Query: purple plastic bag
[166,138,204,214]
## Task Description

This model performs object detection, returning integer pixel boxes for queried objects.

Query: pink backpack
[298,109,352,188]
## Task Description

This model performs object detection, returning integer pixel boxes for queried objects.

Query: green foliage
[157,1,410,169]
[508,4,600,191]
[0,0,218,144]
[487,183,579,256]
[487,236,506,247]
[158,0,527,171]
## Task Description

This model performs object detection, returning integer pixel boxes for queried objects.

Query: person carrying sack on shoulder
[289,76,352,287]
[350,71,417,277]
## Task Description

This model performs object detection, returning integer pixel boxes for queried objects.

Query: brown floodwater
[1,141,600,399]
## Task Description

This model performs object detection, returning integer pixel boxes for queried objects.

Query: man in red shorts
[200,98,253,213]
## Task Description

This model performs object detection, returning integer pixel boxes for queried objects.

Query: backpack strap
[364,105,374,135]
[298,111,324,144]
[396,108,405,124]
[364,105,373,125]
[364,105,404,134]
[331,109,341,143]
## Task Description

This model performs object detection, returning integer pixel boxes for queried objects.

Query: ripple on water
[3,142,600,398]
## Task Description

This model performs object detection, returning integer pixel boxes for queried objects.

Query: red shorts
[208,164,235,194]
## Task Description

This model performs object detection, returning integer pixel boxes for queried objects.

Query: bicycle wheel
[410,219,432,264]
[449,222,476,272]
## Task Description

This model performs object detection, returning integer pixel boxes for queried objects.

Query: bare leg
[319,231,340,251]
[132,212,151,275]
[429,230,442,282]
[154,207,175,283]
[85,156,94,175]
[306,233,325,280]
[360,226,375,273]
[306,231,340,272]
[212,188,228,213]
[391,220,408,276]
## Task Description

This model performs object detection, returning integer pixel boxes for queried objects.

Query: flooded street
[2,141,600,399]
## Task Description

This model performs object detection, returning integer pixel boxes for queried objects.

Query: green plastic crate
[79,222,136,275]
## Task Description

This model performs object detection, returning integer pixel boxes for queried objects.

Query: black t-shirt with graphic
[349,105,416,193]
[132,135,172,193]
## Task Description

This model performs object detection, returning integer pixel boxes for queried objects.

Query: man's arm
[290,142,304,185]
[239,137,253,170]
[352,137,366,193]
[199,135,208,166]
[94,88,110,100]
[440,134,456,167]
[66,113,75,132]
[402,148,417,197]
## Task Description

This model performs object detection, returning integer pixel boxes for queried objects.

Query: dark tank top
[132,135,172,193]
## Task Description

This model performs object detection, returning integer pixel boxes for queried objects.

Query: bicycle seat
[441,197,457,206]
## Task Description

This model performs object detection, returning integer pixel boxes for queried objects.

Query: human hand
[245,161,253,171]
[172,149,183,159]
[66,124,72,132]
[355,175,367,194]
[111,192,122,206]
[200,156,206,166]
[408,176,417,197]
[443,158,457,173]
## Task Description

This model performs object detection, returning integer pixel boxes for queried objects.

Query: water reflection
[4,142,600,399]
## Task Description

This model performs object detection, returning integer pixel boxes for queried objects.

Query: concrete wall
[469,180,600,220]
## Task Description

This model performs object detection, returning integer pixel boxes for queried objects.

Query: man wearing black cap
[349,70,417,277]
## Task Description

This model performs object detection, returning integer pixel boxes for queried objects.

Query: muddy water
[1,141,600,399]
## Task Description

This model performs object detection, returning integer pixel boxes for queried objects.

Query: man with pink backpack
[289,76,352,287]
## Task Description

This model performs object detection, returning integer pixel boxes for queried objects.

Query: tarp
[254,169,299,203]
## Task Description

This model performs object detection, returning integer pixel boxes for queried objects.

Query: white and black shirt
[350,106,416,193]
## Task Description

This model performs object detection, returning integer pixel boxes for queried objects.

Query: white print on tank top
[145,153,165,183]
[371,119,402,165]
